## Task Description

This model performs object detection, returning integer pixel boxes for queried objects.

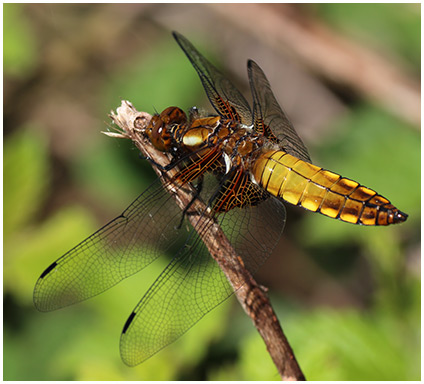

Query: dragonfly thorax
[145,106,266,172]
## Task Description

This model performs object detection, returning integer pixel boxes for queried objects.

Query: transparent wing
[248,60,312,163]
[33,177,190,312]
[173,31,253,125]
[120,195,286,366]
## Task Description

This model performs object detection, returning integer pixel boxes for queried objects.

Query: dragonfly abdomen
[252,150,407,226]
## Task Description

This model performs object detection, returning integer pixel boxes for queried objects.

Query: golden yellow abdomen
[252,150,407,226]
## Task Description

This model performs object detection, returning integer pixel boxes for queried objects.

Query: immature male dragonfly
[34,32,407,366]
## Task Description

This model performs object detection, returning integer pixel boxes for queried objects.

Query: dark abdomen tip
[392,210,408,224]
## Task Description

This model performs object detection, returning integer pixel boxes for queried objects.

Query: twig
[108,100,306,381]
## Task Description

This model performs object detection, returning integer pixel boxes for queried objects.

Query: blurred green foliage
[102,38,206,115]
[4,127,49,236]
[287,306,420,380]
[4,3,420,381]
[317,3,421,69]
[3,3,39,78]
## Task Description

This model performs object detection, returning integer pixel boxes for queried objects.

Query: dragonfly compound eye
[160,106,187,125]
[146,116,171,151]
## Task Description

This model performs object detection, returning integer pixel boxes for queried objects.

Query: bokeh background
[4,3,420,381]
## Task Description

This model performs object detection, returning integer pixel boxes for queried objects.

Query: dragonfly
[34,32,408,367]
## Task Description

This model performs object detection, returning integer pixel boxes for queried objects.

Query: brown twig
[108,100,306,381]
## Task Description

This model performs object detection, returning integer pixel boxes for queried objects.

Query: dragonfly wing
[248,60,312,163]
[173,31,253,125]
[33,178,190,312]
[120,195,286,366]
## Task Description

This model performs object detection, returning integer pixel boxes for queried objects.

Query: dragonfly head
[145,107,187,152]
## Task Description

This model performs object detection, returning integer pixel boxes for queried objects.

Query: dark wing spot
[122,311,137,334]
[40,262,58,278]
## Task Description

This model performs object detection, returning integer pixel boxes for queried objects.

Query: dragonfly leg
[141,154,175,172]
[177,176,204,229]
